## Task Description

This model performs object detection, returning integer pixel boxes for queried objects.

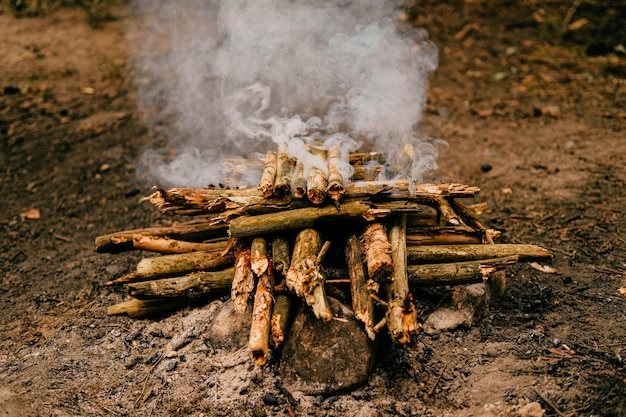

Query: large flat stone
[280,297,377,395]
[207,299,252,351]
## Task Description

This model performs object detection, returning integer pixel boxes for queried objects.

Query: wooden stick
[231,242,255,313]
[271,236,291,279]
[346,234,376,340]
[451,200,494,244]
[248,267,274,366]
[406,225,484,245]
[407,256,519,286]
[362,223,393,282]
[349,152,386,165]
[307,148,328,204]
[251,237,269,277]
[274,152,295,197]
[95,222,229,253]
[292,160,306,198]
[258,151,277,198]
[386,214,418,344]
[106,250,235,285]
[326,145,345,202]
[286,229,332,321]
[270,294,293,348]
[131,235,228,254]
[407,244,551,264]
[127,268,234,299]
[107,298,186,318]
[351,164,383,181]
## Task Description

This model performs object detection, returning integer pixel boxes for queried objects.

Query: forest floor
[1,1,625,416]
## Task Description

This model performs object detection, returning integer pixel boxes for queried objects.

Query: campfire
[96,148,552,367]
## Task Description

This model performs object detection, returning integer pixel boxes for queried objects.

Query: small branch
[427,364,447,397]
[258,151,277,198]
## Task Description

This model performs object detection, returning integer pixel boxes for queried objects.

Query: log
[349,152,386,165]
[407,256,518,286]
[270,294,293,348]
[407,244,551,264]
[307,148,328,204]
[406,225,483,245]
[105,249,235,285]
[258,151,278,198]
[107,298,186,318]
[271,236,291,280]
[351,164,383,181]
[130,235,228,254]
[293,160,306,198]
[126,268,234,299]
[232,242,255,313]
[251,237,269,277]
[274,151,295,197]
[345,234,376,340]
[386,214,418,344]
[228,200,424,238]
[95,222,229,253]
[286,229,332,321]
[361,223,393,282]
[451,200,494,244]
[326,145,345,202]
[248,268,274,366]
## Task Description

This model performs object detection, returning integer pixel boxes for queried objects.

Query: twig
[135,350,165,407]
[562,0,582,31]
[427,364,447,397]
[534,389,568,417]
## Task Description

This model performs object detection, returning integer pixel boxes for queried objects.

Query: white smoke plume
[129,0,441,188]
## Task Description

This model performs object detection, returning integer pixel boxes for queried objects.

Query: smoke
[129,0,440,188]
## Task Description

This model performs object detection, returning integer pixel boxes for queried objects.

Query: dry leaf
[22,208,41,220]
[529,262,557,274]
[619,288,626,296]
[81,86,96,95]
[568,18,589,31]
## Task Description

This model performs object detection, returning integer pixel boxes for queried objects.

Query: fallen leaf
[568,18,589,31]
[22,208,41,220]
[618,288,626,296]
[530,262,558,274]
[81,86,96,95]
[547,347,574,358]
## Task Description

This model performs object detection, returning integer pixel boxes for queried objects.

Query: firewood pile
[96,150,552,366]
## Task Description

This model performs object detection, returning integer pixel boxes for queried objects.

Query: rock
[423,271,507,334]
[280,297,377,395]
[517,402,545,417]
[207,299,252,351]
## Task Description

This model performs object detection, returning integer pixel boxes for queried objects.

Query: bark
[407,244,551,264]
[286,229,332,321]
[407,256,519,286]
[345,234,376,340]
[386,214,418,344]
[274,152,295,197]
[307,148,328,204]
[251,237,269,277]
[326,145,345,201]
[248,268,274,366]
[361,223,393,282]
[258,151,278,198]
[106,249,235,285]
[127,268,234,299]
[270,294,293,348]
[231,243,255,313]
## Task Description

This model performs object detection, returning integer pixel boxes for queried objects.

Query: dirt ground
[1,1,625,416]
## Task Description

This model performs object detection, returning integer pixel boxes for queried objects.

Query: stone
[280,297,377,395]
[207,299,252,351]
[517,402,545,417]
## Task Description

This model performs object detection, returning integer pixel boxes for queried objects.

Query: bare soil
[1,2,625,416]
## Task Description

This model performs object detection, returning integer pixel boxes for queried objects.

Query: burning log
[293,160,306,198]
[126,268,234,299]
[105,249,235,285]
[386,214,418,344]
[274,151,295,197]
[286,229,332,321]
[258,151,278,198]
[346,234,376,340]
[307,147,328,204]
[248,266,274,366]
[326,145,345,202]
[231,242,255,313]
[361,223,393,283]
